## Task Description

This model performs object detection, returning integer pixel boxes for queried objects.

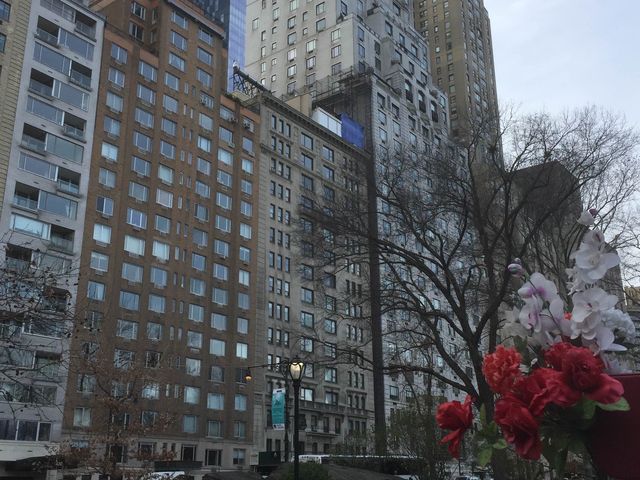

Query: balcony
[21,135,46,155]
[49,235,73,254]
[62,124,85,142]
[75,21,96,40]
[57,178,80,196]
[28,79,53,99]
[69,70,91,90]
[13,194,38,212]
[35,28,59,48]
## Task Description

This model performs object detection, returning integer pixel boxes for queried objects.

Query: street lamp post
[288,358,305,480]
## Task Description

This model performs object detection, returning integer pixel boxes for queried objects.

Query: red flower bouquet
[437,211,633,476]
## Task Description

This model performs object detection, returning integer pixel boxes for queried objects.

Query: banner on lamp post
[272,387,286,430]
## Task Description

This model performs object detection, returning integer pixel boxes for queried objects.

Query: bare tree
[299,107,639,478]
[59,345,177,479]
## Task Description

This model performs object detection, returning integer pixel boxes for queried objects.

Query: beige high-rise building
[413,0,499,140]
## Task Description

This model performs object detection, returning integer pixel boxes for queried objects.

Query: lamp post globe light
[288,358,305,480]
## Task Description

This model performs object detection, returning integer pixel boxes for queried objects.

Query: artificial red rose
[494,397,542,460]
[482,346,522,394]
[559,346,624,404]
[512,367,562,416]
[544,341,575,370]
[436,395,473,458]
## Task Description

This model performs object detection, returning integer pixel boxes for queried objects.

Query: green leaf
[576,397,596,420]
[477,446,493,467]
[479,404,487,426]
[597,397,630,412]
[492,438,507,450]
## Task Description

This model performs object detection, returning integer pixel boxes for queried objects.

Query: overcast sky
[484,0,640,130]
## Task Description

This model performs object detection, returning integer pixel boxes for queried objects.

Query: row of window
[87,282,252,312]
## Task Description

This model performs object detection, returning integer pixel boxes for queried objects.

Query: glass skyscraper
[190,0,246,90]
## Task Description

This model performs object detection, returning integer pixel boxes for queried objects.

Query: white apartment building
[0,0,103,476]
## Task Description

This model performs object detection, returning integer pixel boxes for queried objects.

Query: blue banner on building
[272,387,286,431]
[340,113,365,149]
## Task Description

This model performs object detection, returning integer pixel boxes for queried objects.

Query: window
[148,294,165,313]
[138,61,157,83]
[183,415,197,433]
[239,223,252,240]
[90,251,109,271]
[124,235,145,256]
[161,118,176,136]
[325,367,337,383]
[210,339,225,356]
[137,83,156,105]
[236,342,248,359]
[156,189,173,208]
[193,228,208,247]
[158,164,174,184]
[133,107,153,128]
[103,117,121,138]
[207,421,222,438]
[215,215,231,233]
[129,22,143,41]
[171,10,188,28]
[237,317,249,334]
[96,196,113,216]
[316,18,326,31]
[197,68,212,88]
[239,246,251,262]
[131,1,146,18]
[184,386,200,404]
[126,207,147,229]
[235,394,247,411]
[93,224,112,244]
[204,394,225,415]
[121,262,143,283]
[119,291,139,311]
[234,421,246,439]
[212,313,227,331]
[233,449,246,466]
[73,407,91,427]
[150,267,167,287]
[152,241,169,261]
[212,288,228,306]
[170,31,187,51]
[300,311,314,328]
[128,182,149,203]
[214,239,229,257]
[322,317,337,335]
[101,143,119,162]
[163,95,178,113]
[111,43,128,64]
[132,156,150,176]
[87,281,105,301]
[187,330,203,349]
[116,319,138,340]
[197,157,211,175]
[189,278,205,296]
[301,337,313,352]
[133,130,153,153]
[108,67,125,88]
[164,72,179,91]
[218,149,233,166]
[188,304,204,323]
